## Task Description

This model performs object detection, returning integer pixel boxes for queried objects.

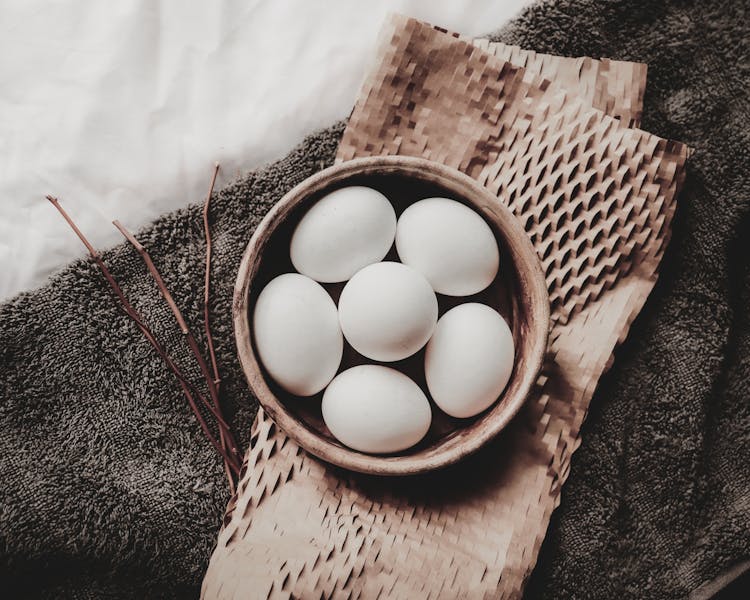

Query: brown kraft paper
[202,15,690,599]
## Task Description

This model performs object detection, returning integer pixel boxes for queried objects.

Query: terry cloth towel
[0,0,748,598]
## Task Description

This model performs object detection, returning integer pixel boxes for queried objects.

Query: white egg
[396,197,500,296]
[338,262,438,362]
[253,273,343,396]
[322,365,432,454]
[290,186,397,283]
[425,303,515,418]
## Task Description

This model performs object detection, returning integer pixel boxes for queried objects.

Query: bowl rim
[233,155,550,476]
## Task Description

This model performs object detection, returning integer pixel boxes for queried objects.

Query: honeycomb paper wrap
[203,15,690,599]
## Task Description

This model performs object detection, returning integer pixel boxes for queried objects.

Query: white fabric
[0,0,530,300]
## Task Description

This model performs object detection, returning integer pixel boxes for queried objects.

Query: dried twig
[203,163,221,393]
[113,219,242,485]
[201,164,232,490]
[47,195,241,476]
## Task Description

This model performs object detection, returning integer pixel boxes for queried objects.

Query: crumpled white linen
[0,0,529,300]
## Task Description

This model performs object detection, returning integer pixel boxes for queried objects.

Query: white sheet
[0,0,530,300]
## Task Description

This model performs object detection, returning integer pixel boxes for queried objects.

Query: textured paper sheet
[470,37,647,127]
[203,15,689,599]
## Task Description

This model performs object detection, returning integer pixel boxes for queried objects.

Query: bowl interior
[236,158,548,475]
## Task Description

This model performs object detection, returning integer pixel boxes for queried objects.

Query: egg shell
[396,197,500,296]
[322,365,432,454]
[338,261,438,362]
[425,303,515,418]
[290,186,397,283]
[253,273,343,396]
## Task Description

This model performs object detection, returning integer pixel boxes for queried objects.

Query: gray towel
[0,0,747,597]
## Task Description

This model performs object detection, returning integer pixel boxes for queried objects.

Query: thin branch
[47,196,240,475]
[203,163,222,393]
[112,220,242,466]
[202,163,232,491]
[112,221,190,334]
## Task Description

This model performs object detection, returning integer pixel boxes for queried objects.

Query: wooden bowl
[233,156,549,476]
